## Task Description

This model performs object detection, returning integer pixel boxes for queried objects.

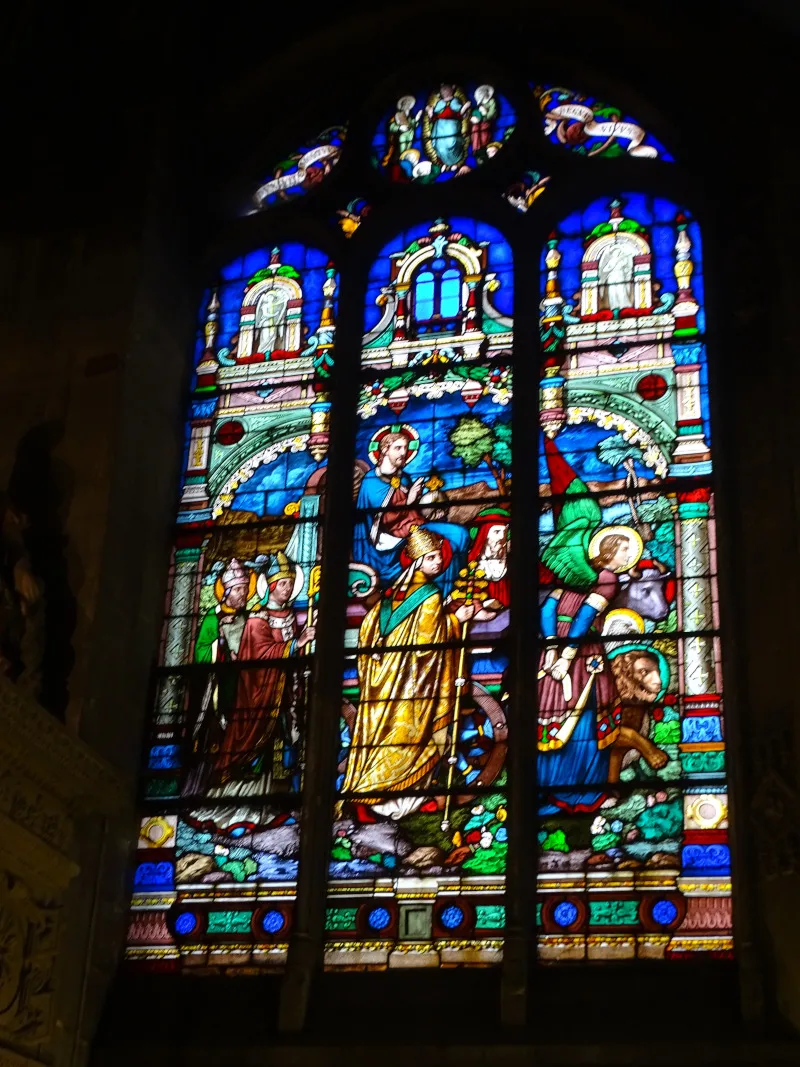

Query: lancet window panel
[536,194,731,963]
[326,217,513,970]
[126,243,338,972]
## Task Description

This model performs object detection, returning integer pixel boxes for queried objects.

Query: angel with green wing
[538,436,642,815]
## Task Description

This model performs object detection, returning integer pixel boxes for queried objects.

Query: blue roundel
[367,907,391,931]
[553,901,579,928]
[175,912,197,936]
[652,899,678,926]
[262,909,285,935]
[440,905,464,930]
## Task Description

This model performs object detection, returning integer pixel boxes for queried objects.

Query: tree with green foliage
[636,496,676,570]
[449,414,511,495]
[596,432,650,536]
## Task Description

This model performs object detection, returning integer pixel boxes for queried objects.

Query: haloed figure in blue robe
[426,85,468,169]
[354,430,469,595]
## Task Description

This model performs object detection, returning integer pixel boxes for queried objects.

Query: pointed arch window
[126,73,734,986]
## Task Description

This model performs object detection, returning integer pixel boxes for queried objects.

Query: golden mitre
[404,524,442,561]
[267,550,296,583]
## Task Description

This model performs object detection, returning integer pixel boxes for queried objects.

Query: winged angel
[537,438,643,814]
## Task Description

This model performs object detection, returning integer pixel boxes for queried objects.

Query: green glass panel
[475,904,506,928]
[207,910,252,934]
[589,899,639,926]
[682,750,725,774]
[325,907,358,931]
[145,778,178,798]
[653,720,681,745]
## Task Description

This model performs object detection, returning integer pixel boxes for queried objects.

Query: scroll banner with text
[255,144,341,205]
[544,103,659,158]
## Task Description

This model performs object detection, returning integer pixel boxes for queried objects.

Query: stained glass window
[504,170,550,212]
[127,244,337,971]
[325,219,513,969]
[250,126,347,210]
[127,70,735,988]
[537,195,731,960]
[335,197,370,237]
[373,84,515,183]
[534,85,672,160]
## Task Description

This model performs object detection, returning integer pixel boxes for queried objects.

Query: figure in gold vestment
[342,526,477,820]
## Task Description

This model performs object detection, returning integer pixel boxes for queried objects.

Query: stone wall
[0,677,129,1067]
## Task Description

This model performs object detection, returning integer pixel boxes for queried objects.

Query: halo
[588,525,643,573]
[368,423,420,465]
[256,572,268,604]
[214,570,257,605]
[603,608,645,635]
[255,562,305,604]
[291,562,305,602]
[605,641,671,700]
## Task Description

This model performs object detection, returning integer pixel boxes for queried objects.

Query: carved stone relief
[0,676,130,1067]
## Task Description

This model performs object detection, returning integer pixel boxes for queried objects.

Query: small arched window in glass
[414,268,436,321]
[251,125,347,210]
[373,83,515,183]
[412,260,463,332]
[439,267,461,318]
[534,85,673,161]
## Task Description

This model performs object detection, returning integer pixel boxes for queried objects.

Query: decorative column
[463,274,480,332]
[308,399,331,461]
[633,252,653,310]
[675,488,731,954]
[313,266,337,381]
[308,266,337,459]
[541,234,563,331]
[161,533,204,670]
[540,366,566,440]
[670,217,710,471]
[673,214,699,331]
[677,489,716,698]
[539,235,566,439]
[392,283,410,349]
[179,290,219,516]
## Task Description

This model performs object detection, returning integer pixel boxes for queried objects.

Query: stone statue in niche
[0,494,45,696]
